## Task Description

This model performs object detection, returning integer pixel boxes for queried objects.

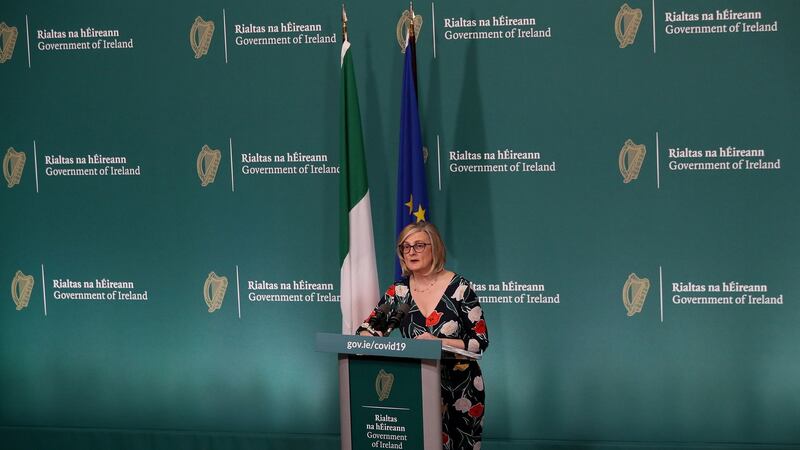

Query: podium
[316,333,443,450]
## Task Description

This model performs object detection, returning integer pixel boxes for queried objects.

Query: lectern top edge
[315,332,442,360]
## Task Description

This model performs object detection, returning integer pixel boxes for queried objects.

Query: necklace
[412,273,439,293]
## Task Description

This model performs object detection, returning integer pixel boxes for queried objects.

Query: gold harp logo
[396,10,422,53]
[190,16,214,59]
[0,22,18,63]
[615,4,643,49]
[618,139,646,184]
[11,270,34,311]
[197,145,221,187]
[3,147,26,188]
[375,369,395,401]
[622,273,650,317]
[203,271,228,313]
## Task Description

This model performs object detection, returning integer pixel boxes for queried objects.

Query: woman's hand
[414,332,438,340]
[359,330,383,337]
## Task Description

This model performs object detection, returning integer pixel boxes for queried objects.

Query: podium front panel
[348,356,425,450]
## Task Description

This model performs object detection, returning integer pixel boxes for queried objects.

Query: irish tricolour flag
[339,34,379,334]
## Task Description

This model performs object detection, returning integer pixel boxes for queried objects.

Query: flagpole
[407,2,418,96]
[342,4,348,42]
[409,2,415,38]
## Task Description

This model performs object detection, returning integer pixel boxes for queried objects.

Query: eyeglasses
[399,242,432,254]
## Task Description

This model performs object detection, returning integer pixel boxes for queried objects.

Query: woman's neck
[411,270,438,283]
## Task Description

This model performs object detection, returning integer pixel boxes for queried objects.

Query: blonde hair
[396,222,446,277]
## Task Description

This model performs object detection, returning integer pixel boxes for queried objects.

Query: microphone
[366,303,392,335]
[384,303,410,336]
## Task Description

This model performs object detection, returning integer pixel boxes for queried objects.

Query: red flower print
[468,402,484,418]
[473,319,487,334]
[426,310,443,327]
[386,285,395,297]
[442,433,449,444]
[369,310,376,319]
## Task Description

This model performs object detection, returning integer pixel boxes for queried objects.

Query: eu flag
[395,38,429,279]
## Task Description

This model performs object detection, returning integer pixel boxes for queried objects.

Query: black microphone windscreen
[384,303,411,336]
[369,303,392,331]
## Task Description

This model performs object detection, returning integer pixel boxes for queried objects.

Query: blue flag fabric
[395,42,429,279]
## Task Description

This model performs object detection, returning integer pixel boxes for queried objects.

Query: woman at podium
[358,222,489,450]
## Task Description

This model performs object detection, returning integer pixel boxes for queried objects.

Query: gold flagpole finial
[342,4,348,42]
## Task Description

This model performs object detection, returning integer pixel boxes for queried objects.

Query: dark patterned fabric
[361,274,489,450]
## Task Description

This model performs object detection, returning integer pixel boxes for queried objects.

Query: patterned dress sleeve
[455,279,489,353]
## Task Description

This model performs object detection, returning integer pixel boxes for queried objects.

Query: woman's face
[401,231,433,275]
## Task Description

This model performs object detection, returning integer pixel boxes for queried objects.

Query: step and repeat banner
[1,1,798,449]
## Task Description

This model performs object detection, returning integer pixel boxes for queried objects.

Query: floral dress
[360,274,489,450]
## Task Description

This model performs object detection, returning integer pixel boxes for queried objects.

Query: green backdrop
[2,1,798,449]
